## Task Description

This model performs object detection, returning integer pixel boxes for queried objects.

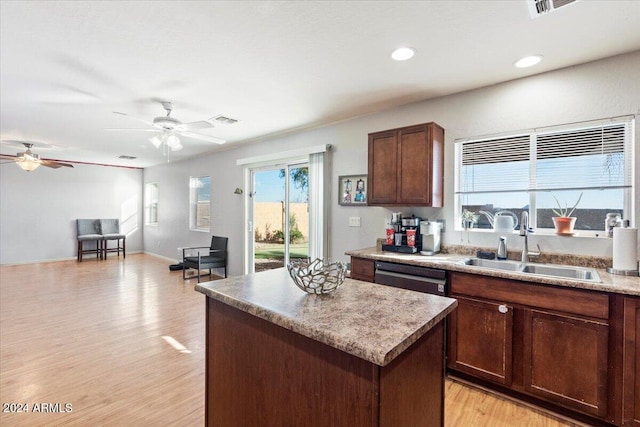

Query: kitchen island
[195,268,457,427]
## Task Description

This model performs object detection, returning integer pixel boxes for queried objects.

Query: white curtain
[308,149,330,260]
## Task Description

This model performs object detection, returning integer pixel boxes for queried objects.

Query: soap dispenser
[497,237,507,260]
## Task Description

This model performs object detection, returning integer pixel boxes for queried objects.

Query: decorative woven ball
[287,258,347,294]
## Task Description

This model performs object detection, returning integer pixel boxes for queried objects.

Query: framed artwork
[338,175,367,206]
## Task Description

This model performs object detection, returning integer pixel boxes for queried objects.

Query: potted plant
[551,193,583,235]
[461,209,479,229]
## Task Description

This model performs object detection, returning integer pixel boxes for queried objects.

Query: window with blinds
[455,117,634,232]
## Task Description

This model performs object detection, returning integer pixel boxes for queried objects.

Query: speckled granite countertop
[346,247,640,297]
[194,268,457,366]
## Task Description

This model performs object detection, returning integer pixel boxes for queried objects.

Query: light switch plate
[349,216,361,227]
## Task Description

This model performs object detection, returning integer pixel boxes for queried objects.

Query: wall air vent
[528,0,577,18]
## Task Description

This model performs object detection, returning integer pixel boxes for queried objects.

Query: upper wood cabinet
[368,122,444,206]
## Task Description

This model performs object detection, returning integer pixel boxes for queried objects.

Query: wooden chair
[182,236,228,282]
[77,219,103,261]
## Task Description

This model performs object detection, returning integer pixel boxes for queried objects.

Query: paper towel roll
[612,227,638,271]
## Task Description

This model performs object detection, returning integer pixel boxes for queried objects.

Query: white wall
[5,52,635,268]
[0,163,143,264]
[143,51,639,274]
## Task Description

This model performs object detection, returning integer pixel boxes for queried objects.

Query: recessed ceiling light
[514,55,543,68]
[391,47,415,61]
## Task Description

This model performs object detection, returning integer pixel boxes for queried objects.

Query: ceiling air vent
[528,0,577,18]
[213,115,238,125]
[118,155,137,160]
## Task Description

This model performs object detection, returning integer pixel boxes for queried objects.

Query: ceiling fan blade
[41,159,74,168]
[0,154,18,161]
[179,120,214,131]
[105,128,160,132]
[112,111,155,127]
[180,131,226,145]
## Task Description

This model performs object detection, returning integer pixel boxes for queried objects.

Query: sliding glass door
[250,164,309,273]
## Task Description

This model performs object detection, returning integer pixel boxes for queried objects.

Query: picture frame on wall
[338,174,367,206]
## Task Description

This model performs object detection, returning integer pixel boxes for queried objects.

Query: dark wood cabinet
[350,256,375,282]
[368,122,444,206]
[523,308,609,417]
[623,297,640,426]
[448,272,613,422]
[448,296,513,385]
[205,298,447,426]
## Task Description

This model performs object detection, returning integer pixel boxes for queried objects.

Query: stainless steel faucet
[519,211,540,263]
[520,211,530,263]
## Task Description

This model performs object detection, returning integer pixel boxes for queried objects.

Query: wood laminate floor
[1,254,583,426]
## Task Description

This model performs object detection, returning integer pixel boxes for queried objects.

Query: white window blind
[457,117,633,195]
[535,123,631,191]
[460,134,530,193]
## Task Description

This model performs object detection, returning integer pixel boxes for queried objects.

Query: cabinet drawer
[450,272,609,320]
[350,257,375,282]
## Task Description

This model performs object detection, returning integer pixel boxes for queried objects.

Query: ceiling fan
[107,101,227,154]
[0,143,74,172]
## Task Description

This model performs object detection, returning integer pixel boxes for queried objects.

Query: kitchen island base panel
[206,298,445,427]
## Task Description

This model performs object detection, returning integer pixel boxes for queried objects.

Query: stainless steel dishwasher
[374,261,447,296]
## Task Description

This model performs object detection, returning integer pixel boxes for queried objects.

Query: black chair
[182,236,228,282]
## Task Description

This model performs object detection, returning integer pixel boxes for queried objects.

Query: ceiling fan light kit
[0,143,74,172]
[108,100,228,161]
[149,132,183,152]
[17,157,41,172]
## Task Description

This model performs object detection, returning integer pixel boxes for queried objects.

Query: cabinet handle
[498,304,508,314]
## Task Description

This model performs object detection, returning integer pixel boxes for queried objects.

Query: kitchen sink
[461,258,601,283]
[520,264,600,281]
[463,258,523,271]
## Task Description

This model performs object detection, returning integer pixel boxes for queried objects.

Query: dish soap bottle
[497,237,508,260]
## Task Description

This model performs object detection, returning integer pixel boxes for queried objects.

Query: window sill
[190,228,211,233]
[457,228,609,239]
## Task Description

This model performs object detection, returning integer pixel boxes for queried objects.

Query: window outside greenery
[455,118,633,234]
[190,176,210,231]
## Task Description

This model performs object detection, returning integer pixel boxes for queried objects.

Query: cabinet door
[350,257,375,282]
[397,125,430,205]
[448,296,513,385]
[523,308,609,418]
[368,130,398,204]
[623,297,640,426]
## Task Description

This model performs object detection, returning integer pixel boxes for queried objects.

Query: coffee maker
[420,220,442,255]
[382,214,422,253]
